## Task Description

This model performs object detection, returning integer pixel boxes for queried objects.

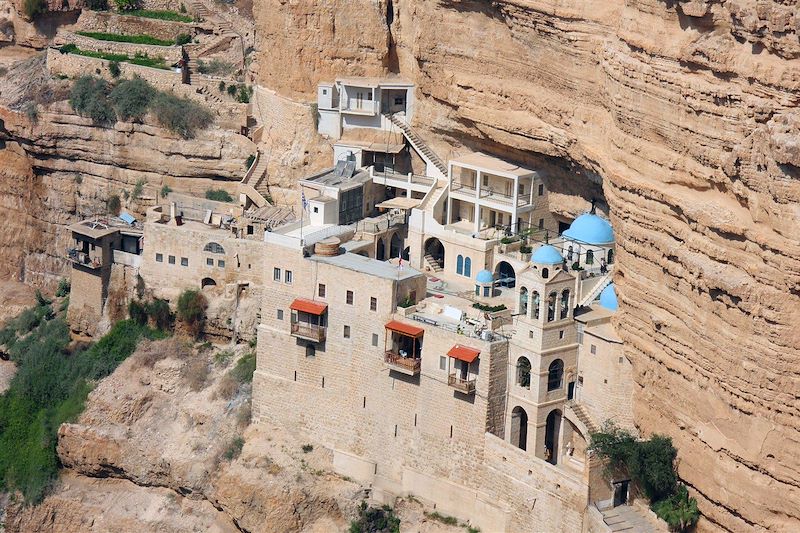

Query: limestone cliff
[253,0,800,530]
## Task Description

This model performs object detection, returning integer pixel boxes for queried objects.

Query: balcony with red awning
[290,298,327,343]
[384,320,424,376]
[447,344,480,394]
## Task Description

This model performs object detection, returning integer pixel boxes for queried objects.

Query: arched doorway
[511,406,528,451]
[519,287,528,316]
[494,261,515,287]
[402,246,410,261]
[545,409,562,465]
[376,237,386,261]
[390,233,403,258]
[201,277,217,289]
[423,237,445,270]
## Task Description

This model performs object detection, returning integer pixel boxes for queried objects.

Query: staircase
[419,179,447,214]
[196,85,223,105]
[578,270,613,307]
[424,254,443,273]
[239,151,271,207]
[568,402,598,434]
[600,505,669,532]
[386,114,447,177]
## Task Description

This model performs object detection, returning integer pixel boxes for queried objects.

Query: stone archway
[423,237,445,270]
[511,406,528,451]
[201,277,217,289]
[376,237,386,261]
[545,409,562,465]
[494,260,516,286]
[390,232,403,258]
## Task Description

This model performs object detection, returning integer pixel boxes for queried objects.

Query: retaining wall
[76,9,196,42]
[58,30,183,64]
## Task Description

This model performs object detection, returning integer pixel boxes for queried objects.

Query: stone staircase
[424,254,443,273]
[196,85,223,105]
[579,270,613,307]
[600,505,669,532]
[239,150,271,207]
[419,179,447,214]
[386,114,447,177]
[568,401,599,434]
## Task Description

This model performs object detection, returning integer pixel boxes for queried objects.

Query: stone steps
[424,253,443,273]
[386,114,447,176]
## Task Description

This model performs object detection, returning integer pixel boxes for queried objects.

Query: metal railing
[384,351,421,375]
[67,249,102,269]
[448,374,476,394]
[291,322,326,342]
[342,99,379,114]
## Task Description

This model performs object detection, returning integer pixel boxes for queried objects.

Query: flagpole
[300,189,305,247]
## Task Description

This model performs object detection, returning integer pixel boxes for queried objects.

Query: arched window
[542,267,549,279]
[519,287,528,316]
[532,291,540,319]
[547,359,564,391]
[516,357,531,389]
[203,242,225,254]
[560,289,570,319]
[464,257,472,278]
[456,255,464,275]
[547,291,557,322]
[586,249,594,265]
[607,248,614,264]
[567,245,573,262]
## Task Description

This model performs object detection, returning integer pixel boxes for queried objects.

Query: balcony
[384,351,421,376]
[448,374,476,394]
[342,99,379,115]
[291,321,327,343]
[479,188,531,207]
[67,249,102,269]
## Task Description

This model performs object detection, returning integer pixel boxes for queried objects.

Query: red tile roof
[447,344,480,363]
[384,320,424,338]
[290,298,328,315]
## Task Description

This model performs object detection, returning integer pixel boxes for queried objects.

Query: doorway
[613,480,630,507]
[510,406,528,451]
[545,409,562,464]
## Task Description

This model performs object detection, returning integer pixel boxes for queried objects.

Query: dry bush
[214,374,238,400]
[181,357,208,391]
[236,401,251,428]
[135,337,191,369]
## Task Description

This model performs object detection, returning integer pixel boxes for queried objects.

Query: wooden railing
[448,373,476,394]
[384,351,421,375]
[291,322,326,342]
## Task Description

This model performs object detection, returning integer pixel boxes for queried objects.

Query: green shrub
[198,58,234,76]
[108,60,121,78]
[126,9,192,22]
[55,278,71,297]
[69,75,116,125]
[59,43,78,54]
[107,194,121,215]
[22,0,46,18]
[425,511,458,526]
[218,80,226,92]
[145,299,172,331]
[176,289,207,338]
[76,31,173,46]
[235,84,253,104]
[397,295,414,308]
[205,189,233,202]
[245,154,255,169]
[472,302,507,313]
[128,300,148,325]
[226,84,236,96]
[301,444,313,453]
[520,244,532,254]
[349,501,400,533]
[223,437,244,461]
[131,178,145,201]
[175,33,191,45]
[150,91,213,139]
[113,0,141,10]
[214,349,234,365]
[230,352,255,383]
[179,3,186,13]
[0,315,155,501]
[160,185,172,198]
[85,0,108,10]
[651,485,700,532]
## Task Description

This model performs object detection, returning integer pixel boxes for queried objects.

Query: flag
[398,257,403,270]
[301,191,308,212]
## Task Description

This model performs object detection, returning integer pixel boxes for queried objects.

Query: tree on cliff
[177,289,207,338]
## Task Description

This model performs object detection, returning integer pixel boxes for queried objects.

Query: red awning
[447,344,480,363]
[290,298,328,315]
[385,320,424,338]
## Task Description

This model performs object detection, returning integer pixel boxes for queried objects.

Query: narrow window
[560,289,570,319]
[482,175,488,187]
[529,330,534,339]
[294,371,297,381]
[273,267,281,281]
[538,218,544,229]
[156,253,163,262]
[168,255,175,265]
[363,397,366,408]
[450,425,453,438]
[464,257,472,278]
[346,290,354,305]
[590,344,597,355]
[372,333,378,346]
[559,330,564,339]
[277,309,284,320]
[538,183,544,196]
[547,359,564,391]
[247,225,254,235]
[586,249,594,265]
[456,255,463,275]
[217,259,225,268]
[285,270,293,284]
[206,258,213,266]
[318,283,326,297]
[547,291,557,322]
[306,344,315,357]
[370,297,377,311]
[439,356,446,371]
[343,325,351,338]
[321,376,325,388]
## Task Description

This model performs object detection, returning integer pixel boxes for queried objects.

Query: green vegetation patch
[125,9,193,22]
[60,43,169,70]
[0,304,161,502]
[472,302,507,313]
[76,31,175,47]
[349,501,400,533]
[205,189,234,203]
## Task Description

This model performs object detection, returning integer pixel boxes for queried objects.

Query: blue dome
[531,244,564,265]
[476,269,494,284]
[563,213,614,245]
[599,283,618,311]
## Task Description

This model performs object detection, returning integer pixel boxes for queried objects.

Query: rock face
[253,0,800,530]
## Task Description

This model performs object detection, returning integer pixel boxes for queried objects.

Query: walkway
[601,505,669,532]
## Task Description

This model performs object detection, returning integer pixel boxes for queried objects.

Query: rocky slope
[0,54,254,288]
[252,0,800,531]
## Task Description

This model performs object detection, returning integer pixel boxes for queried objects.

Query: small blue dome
[563,213,614,245]
[599,283,618,311]
[476,269,494,284]
[531,244,564,265]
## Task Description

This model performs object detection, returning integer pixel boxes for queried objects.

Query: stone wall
[58,31,183,64]
[76,9,195,42]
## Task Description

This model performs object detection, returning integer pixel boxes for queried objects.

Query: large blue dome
[531,244,564,265]
[599,283,618,311]
[476,269,494,284]
[563,213,614,245]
